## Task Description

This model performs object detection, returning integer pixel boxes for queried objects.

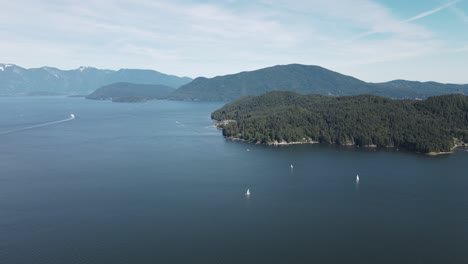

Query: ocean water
[0,96,467,264]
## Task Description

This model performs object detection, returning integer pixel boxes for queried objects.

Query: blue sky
[0,0,467,83]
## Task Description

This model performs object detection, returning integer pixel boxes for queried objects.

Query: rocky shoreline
[224,136,319,146]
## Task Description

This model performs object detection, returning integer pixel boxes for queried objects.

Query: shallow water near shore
[0,96,467,264]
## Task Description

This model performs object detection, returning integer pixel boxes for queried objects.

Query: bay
[0,96,467,264]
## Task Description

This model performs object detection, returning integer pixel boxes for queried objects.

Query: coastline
[215,120,467,155]
[426,142,466,156]
[226,136,467,155]
[267,139,319,146]
[224,136,319,146]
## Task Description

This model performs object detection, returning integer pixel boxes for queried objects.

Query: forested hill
[170,64,375,101]
[211,91,468,154]
[86,82,174,102]
[169,64,468,101]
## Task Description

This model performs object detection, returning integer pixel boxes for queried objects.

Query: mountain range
[169,64,468,101]
[1,63,467,100]
[0,63,192,96]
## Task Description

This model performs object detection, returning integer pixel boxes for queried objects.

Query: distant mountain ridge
[2,63,467,100]
[169,64,468,101]
[0,63,192,96]
[86,82,175,103]
[373,80,468,98]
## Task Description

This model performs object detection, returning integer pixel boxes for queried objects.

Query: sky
[0,0,467,83]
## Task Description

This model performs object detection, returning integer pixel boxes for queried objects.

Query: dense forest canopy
[212,91,468,153]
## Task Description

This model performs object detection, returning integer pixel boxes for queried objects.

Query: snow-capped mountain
[0,64,192,96]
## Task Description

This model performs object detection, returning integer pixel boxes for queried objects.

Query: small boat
[70,114,75,119]
[290,164,294,169]
[356,174,360,182]
[245,189,251,196]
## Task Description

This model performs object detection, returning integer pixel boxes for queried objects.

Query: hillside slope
[170,64,468,101]
[86,82,175,102]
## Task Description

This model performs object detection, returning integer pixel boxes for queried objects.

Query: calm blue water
[0,96,467,264]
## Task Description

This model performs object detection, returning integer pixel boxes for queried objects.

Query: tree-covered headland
[211,91,468,154]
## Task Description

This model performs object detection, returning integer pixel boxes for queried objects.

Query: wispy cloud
[350,0,460,41]
[405,0,461,22]
[0,0,466,82]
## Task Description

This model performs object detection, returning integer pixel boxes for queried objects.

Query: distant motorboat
[290,164,294,169]
[356,174,360,182]
[70,114,75,119]
[245,189,251,196]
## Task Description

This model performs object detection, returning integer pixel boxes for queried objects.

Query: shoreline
[224,137,386,148]
[215,120,467,155]
[426,143,466,156]
[226,136,467,154]
[224,136,318,146]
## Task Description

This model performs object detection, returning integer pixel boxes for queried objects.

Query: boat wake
[0,114,76,135]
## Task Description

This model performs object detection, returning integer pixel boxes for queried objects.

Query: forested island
[86,82,175,103]
[212,91,468,154]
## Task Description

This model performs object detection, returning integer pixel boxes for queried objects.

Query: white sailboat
[245,189,251,196]
[356,174,360,183]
